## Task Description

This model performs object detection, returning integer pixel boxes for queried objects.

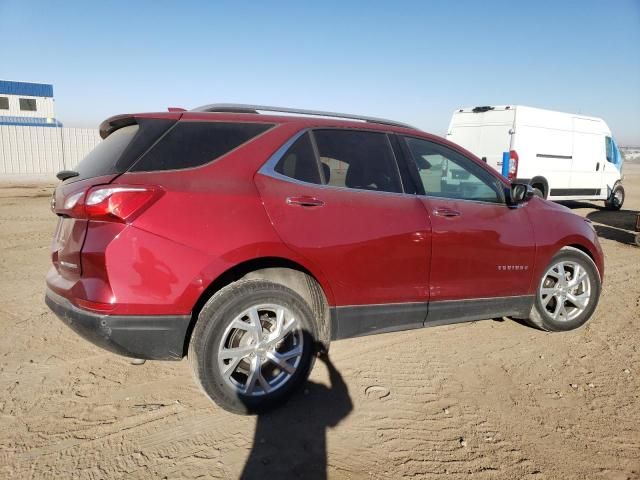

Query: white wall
[0,125,101,175]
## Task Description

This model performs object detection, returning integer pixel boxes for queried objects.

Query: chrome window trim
[258,128,410,199]
[258,129,521,207]
[415,192,513,207]
[259,128,309,175]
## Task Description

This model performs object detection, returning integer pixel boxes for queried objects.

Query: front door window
[404,137,505,203]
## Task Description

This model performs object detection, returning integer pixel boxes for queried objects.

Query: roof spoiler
[98,114,137,139]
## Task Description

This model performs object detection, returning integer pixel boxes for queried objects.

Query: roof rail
[190,103,417,130]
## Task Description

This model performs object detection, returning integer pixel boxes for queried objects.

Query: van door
[516,125,573,194]
[569,118,605,196]
[446,108,515,174]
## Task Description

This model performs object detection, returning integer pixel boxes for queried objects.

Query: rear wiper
[56,170,79,181]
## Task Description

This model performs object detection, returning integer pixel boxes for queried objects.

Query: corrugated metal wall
[0,126,100,175]
[60,128,101,169]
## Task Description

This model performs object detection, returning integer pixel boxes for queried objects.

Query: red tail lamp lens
[84,186,162,222]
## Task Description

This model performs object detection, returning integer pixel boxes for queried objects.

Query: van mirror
[509,183,535,205]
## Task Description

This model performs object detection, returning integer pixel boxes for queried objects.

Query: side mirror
[509,182,535,206]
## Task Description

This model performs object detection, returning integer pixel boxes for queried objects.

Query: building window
[0,97,8,110]
[19,98,37,111]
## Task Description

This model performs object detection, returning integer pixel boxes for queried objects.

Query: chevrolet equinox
[46,104,604,413]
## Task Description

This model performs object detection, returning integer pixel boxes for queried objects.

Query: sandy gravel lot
[1,166,639,479]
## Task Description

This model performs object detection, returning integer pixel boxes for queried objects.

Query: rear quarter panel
[108,123,336,314]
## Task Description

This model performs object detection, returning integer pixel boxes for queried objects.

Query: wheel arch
[184,256,334,356]
[530,176,549,198]
[566,243,595,262]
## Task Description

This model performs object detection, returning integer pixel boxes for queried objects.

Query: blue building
[0,80,63,127]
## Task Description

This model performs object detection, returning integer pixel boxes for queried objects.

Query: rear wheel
[605,184,624,210]
[189,280,318,414]
[526,247,601,332]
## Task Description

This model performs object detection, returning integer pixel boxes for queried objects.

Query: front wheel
[604,184,624,210]
[188,280,318,414]
[526,247,601,332]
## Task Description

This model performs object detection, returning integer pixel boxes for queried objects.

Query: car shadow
[239,353,353,480]
[557,200,602,210]
[586,209,639,246]
[558,202,639,246]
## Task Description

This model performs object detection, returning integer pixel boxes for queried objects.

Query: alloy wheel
[539,260,592,322]
[217,304,304,396]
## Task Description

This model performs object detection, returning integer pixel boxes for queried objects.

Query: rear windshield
[130,122,274,172]
[69,118,176,182]
[72,125,139,181]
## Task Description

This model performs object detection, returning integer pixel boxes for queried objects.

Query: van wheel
[526,247,601,332]
[532,187,544,198]
[605,184,624,210]
[188,280,318,414]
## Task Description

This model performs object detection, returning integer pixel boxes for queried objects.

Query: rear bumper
[45,289,190,360]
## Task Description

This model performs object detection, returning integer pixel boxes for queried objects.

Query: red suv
[46,104,604,413]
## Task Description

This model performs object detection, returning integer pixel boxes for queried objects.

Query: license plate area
[51,217,87,276]
[52,217,73,252]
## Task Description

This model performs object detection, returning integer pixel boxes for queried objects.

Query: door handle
[596,162,600,171]
[433,207,461,217]
[286,196,325,207]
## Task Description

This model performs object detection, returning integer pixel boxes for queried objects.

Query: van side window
[312,129,403,194]
[274,133,322,184]
[605,136,614,163]
[403,137,504,203]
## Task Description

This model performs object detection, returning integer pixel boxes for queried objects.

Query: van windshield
[606,137,624,169]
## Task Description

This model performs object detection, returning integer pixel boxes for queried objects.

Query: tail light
[508,150,519,180]
[85,186,162,222]
[60,185,162,222]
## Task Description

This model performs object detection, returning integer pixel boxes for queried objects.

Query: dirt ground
[1,166,639,480]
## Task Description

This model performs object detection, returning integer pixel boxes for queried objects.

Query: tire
[604,184,624,210]
[188,279,318,414]
[526,247,601,332]
[532,187,544,199]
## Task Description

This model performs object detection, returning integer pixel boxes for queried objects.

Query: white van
[446,105,625,209]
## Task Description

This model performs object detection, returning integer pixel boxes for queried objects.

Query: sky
[1,0,639,145]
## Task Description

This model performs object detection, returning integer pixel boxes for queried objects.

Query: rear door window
[274,133,322,184]
[131,122,273,172]
[312,129,403,193]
